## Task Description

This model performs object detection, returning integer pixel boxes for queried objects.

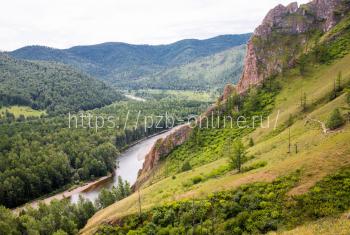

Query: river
[70,126,182,203]
[13,126,181,213]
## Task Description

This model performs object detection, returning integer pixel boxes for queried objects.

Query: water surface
[70,129,178,203]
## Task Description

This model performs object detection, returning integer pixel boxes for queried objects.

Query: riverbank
[13,174,112,214]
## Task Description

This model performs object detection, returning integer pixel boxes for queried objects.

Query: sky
[0,0,310,51]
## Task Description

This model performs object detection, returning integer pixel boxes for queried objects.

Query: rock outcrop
[134,125,192,189]
[219,84,236,102]
[237,0,349,93]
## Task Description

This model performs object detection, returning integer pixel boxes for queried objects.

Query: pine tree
[228,139,246,172]
[326,108,345,130]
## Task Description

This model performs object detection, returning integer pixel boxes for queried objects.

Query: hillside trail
[305,115,344,134]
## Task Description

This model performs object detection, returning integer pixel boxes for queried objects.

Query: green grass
[95,167,350,234]
[0,105,46,118]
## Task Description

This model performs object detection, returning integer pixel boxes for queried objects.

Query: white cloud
[0,0,310,51]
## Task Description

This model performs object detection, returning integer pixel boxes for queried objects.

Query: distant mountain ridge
[121,45,246,90]
[10,34,251,88]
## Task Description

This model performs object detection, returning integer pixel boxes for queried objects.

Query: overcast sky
[1,0,310,51]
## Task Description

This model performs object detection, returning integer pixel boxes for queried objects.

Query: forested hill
[119,45,247,90]
[9,34,251,87]
[0,53,124,114]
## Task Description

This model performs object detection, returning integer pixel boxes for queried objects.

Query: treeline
[0,198,95,235]
[95,176,131,209]
[0,177,131,235]
[0,53,124,115]
[0,117,119,208]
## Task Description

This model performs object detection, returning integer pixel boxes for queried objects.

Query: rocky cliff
[134,125,193,189]
[237,0,349,93]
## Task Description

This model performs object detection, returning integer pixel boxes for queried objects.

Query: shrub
[206,165,230,179]
[346,88,350,105]
[326,108,345,130]
[191,176,203,184]
[181,161,192,172]
[242,161,267,172]
[249,137,254,147]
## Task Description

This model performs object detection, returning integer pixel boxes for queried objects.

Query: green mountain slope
[82,42,350,235]
[81,3,350,235]
[9,34,251,88]
[0,53,124,114]
[119,45,246,90]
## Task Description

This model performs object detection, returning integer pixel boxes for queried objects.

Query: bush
[249,138,254,147]
[326,108,345,130]
[181,161,192,172]
[346,88,350,105]
[191,176,203,184]
[242,161,267,172]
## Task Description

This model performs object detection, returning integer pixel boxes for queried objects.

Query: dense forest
[0,53,124,115]
[9,34,251,88]
[0,98,210,208]
[117,46,246,90]
[0,175,132,235]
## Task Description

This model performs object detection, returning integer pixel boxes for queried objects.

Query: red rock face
[134,125,192,189]
[310,0,344,31]
[237,41,261,93]
[220,84,236,101]
[236,0,348,94]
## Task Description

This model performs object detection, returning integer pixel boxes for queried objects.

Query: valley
[1,0,350,235]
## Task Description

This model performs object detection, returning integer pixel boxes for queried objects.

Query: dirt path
[305,116,329,134]
[305,115,344,134]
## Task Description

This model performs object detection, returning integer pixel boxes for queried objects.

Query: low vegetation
[95,167,350,234]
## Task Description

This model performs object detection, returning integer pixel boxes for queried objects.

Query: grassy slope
[270,210,350,235]
[81,54,350,234]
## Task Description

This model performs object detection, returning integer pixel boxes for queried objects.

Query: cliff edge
[237,0,349,93]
